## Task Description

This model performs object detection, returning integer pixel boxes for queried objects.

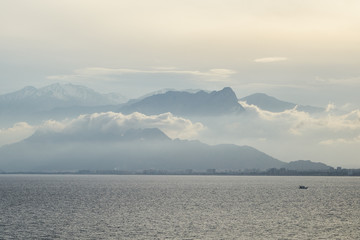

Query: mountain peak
[120,87,244,116]
[211,87,238,100]
[220,86,233,93]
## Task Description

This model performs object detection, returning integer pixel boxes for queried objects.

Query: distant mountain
[0,83,125,113]
[0,83,126,125]
[240,93,323,113]
[119,87,245,116]
[0,127,284,172]
[284,160,332,171]
[126,88,208,105]
[28,127,170,143]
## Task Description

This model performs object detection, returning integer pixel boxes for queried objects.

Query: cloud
[0,122,35,147]
[253,57,288,63]
[31,112,205,142]
[47,67,236,83]
[238,101,360,139]
[194,102,360,167]
[0,112,204,147]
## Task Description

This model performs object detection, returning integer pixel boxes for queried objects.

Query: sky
[1,0,360,168]
[1,0,360,106]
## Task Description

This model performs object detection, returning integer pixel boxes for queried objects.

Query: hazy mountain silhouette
[240,93,323,113]
[0,83,126,126]
[0,83,125,113]
[27,127,170,143]
[284,160,332,171]
[0,127,285,172]
[119,87,245,116]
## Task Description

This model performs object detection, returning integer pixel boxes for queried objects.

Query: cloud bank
[0,122,35,147]
[58,112,204,140]
[0,112,204,147]
[197,101,360,167]
[240,102,360,142]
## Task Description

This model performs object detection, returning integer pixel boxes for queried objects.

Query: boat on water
[299,185,308,189]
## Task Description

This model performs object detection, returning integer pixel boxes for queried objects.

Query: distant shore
[1,167,360,176]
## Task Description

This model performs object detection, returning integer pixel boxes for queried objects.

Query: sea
[0,175,359,239]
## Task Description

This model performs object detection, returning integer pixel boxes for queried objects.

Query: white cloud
[14,112,204,144]
[325,103,336,112]
[197,102,360,167]
[0,112,204,147]
[239,101,360,139]
[0,122,35,147]
[47,67,236,83]
[254,57,288,63]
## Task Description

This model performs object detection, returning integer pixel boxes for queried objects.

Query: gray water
[0,175,359,239]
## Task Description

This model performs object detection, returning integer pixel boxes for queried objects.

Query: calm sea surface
[0,175,359,239]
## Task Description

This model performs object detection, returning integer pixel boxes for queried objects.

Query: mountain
[28,127,170,143]
[0,83,126,112]
[119,87,245,116]
[0,83,126,126]
[130,88,208,102]
[284,160,332,172]
[0,127,284,172]
[240,93,323,113]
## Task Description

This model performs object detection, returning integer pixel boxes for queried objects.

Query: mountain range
[0,83,325,127]
[0,126,285,172]
[0,83,333,172]
[0,84,246,126]
[0,83,126,111]
[120,87,245,116]
[0,83,126,126]
[0,125,332,172]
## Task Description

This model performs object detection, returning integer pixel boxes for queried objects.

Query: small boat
[299,185,308,189]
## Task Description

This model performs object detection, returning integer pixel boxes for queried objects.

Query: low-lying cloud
[57,112,205,140]
[0,122,35,147]
[197,101,360,167]
[237,101,360,144]
[0,112,204,147]
[2,106,360,167]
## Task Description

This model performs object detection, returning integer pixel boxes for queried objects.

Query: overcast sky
[1,0,360,107]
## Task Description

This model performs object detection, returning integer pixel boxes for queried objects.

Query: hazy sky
[2,0,360,107]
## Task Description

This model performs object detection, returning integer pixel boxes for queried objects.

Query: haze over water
[1,175,359,239]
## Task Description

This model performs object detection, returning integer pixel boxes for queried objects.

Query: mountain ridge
[284,160,332,171]
[0,83,126,110]
[240,93,323,113]
[0,83,126,126]
[0,127,285,172]
[120,87,245,116]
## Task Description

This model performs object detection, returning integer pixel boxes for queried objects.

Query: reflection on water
[0,175,359,239]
